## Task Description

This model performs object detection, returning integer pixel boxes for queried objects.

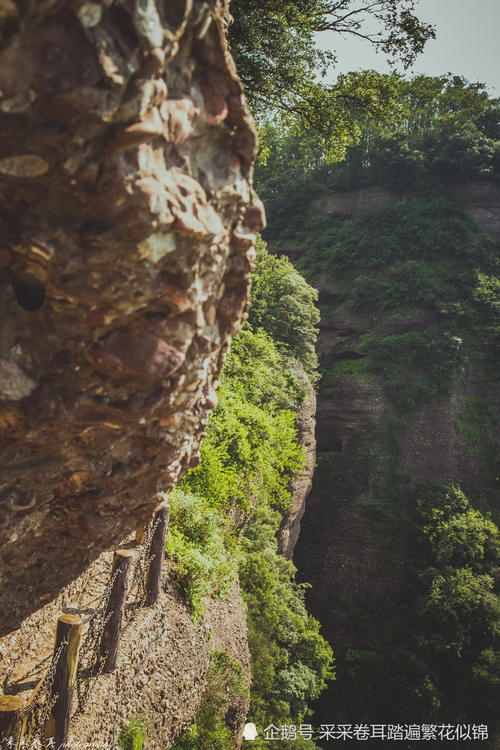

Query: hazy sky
[317,0,500,95]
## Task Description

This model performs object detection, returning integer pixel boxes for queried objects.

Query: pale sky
[317,0,500,96]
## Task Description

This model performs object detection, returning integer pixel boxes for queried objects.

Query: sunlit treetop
[229,0,436,161]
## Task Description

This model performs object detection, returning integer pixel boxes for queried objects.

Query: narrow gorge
[259,77,500,746]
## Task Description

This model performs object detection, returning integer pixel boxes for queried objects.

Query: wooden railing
[0,501,170,750]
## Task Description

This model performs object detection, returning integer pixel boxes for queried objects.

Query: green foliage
[422,568,497,656]
[303,196,492,275]
[456,396,497,446]
[165,249,332,735]
[171,651,249,750]
[427,509,498,570]
[230,2,434,160]
[249,239,320,377]
[117,718,147,750]
[221,326,304,412]
[328,482,500,725]
[165,489,237,618]
[257,75,500,223]
[416,484,500,678]
[455,398,499,486]
[322,356,374,384]
[364,329,463,411]
[347,260,443,311]
[258,124,498,412]
[183,336,305,516]
[277,192,497,414]
[240,503,334,741]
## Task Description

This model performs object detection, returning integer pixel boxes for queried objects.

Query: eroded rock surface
[0,0,264,635]
[277,365,316,559]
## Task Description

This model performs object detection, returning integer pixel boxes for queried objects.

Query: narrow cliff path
[0,536,249,748]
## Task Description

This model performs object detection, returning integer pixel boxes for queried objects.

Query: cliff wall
[289,182,500,723]
[0,0,263,634]
[277,365,316,559]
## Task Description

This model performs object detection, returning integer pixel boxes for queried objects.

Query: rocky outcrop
[312,181,500,236]
[0,0,263,635]
[277,366,316,559]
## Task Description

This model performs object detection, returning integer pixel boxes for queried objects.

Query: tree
[255,74,500,201]
[413,483,500,720]
[229,0,435,159]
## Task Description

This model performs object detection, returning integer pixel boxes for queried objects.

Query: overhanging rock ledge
[0,0,264,635]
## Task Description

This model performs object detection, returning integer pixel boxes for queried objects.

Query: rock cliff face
[295,288,412,658]
[291,183,500,721]
[312,181,500,238]
[0,0,263,634]
[277,367,316,559]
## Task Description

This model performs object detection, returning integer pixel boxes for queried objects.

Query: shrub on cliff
[182,330,305,516]
[165,489,237,616]
[118,717,147,750]
[364,329,464,411]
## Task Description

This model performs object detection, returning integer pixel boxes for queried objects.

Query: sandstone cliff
[0,0,263,634]
[288,182,500,722]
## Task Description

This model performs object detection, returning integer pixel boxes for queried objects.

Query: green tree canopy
[229,0,435,159]
[256,74,500,194]
[248,238,320,377]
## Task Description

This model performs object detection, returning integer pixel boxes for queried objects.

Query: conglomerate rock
[0,0,264,635]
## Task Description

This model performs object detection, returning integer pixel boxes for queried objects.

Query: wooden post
[44,614,82,749]
[99,550,133,674]
[0,695,23,749]
[135,524,145,544]
[145,503,170,606]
